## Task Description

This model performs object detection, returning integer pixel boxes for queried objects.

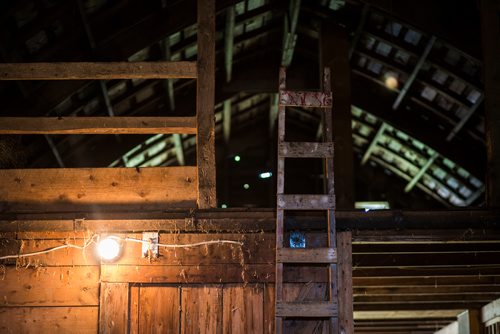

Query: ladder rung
[277,247,337,263]
[276,302,338,318]
[279,142,334,158]
[279,90,332,108]
[277,194,335,210]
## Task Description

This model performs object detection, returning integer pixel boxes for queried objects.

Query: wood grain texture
[275,302,337,317]
[0,61,197,80]
[101,264,273,283]
[0,266,99,306]
[223,285,264,334]
[320,23,355,209]
[279,142,334,158]
[277,194,336,210]
[337,231,353,334]
[0,117,197,135]
[277,248,336,263]
[99,282,129,334]
[139,286,180,334]
[0,307,98,333]
[113,233,272,266]
[0,166,197,213]
[181,285,222,334]
[264,284,275,334]
[129,286,140,334]
[196,0,217,209]
[3,239,99,266]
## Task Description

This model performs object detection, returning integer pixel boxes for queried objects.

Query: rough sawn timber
[0,117,197,135]
[0,166,197,213]
[0,61,197,80]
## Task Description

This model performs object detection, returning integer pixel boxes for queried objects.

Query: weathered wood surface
[1,210,499,233]
[0,166,197,213]
[101,264,274,283]
[282,283,328,303]
[0,307,98,333]
[275,302,337,317]
[99,282,129,334]
[264,285,275,334]
[223,285,264,334]
[278,90,332,108]
[114,233,273,266]
[0,61,197,80]
[0,266,99,306]
[278,142,334,158]
[276,248,336,263]
[338,231,354,334]
[0,117,197,135]
[139,286,180,333]
[181,286,222,333]
[129,286,140,334]
[277,194,336,210]
[481,0,500,207]
[196,0,217,209]
[0,238,99,266]
[320,22,355,209]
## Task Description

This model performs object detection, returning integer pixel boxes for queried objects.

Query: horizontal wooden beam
[361,285,500,297]
[0,307,98,333]
[101,264,274,283]
[0,166,197,213]
[276,302,338,317]
[0,210,499,232]
[0,61,197,80]
[277,247,337,263]
[0,117,197,135]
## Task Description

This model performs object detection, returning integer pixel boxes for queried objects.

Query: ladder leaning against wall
[275,66,340,333]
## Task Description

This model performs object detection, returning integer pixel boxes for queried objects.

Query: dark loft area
[0,0,500,333]
[0,0,491,209]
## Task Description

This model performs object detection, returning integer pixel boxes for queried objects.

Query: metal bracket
[142,232,159,258]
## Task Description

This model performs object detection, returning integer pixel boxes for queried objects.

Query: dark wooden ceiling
[0,2,497,331]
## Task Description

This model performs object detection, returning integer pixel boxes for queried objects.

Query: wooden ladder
[275,66,338,333]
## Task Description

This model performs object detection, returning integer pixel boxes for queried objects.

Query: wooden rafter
[0,62,197,80]
[0,117,197,135]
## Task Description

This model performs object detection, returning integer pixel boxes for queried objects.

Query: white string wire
[0,235,243,260]
[125,237,243,248]
[0,235,98,260]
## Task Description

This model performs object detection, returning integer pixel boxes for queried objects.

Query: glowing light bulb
[97,236,121,261]
[234,155,241,162]
[243,183,250,190]
[384,74,399,90]
[258,172,272,179]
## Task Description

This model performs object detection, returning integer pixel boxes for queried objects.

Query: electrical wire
[0,235,243,261]
[0,235,98,260]
[125,237,243,248]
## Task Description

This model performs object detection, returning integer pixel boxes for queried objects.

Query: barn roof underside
[0,0,499,332]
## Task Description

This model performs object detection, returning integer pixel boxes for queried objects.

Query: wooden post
[196,0,217,209]
[320,21,355,209]
[99,282,129,334]
[337,231,353,334]
[481,0,500,208]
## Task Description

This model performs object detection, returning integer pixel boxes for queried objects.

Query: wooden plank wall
[0,166,197,213]
[0,230,277,333]
[0,232,100,333]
